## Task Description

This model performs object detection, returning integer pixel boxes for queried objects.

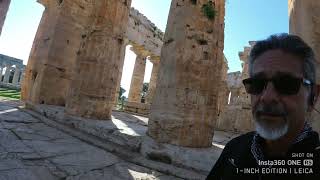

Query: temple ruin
[0,54,25,89]
[0,0,318,179]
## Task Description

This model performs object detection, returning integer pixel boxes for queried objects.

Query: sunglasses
[242,75,312,95]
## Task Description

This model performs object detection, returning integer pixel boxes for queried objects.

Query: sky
[0,0,288,97]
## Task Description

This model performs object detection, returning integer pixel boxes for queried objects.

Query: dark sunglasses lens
[274,76,301,95]
[243,79,266,94]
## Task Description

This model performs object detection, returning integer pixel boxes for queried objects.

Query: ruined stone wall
[0,0,10,36]
[148,0,225,148]
[289,0,320,134]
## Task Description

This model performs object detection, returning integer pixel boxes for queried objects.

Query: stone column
[113,39,129,107]
[0,65,3,81]
[289,0,320,134]
[289,0,320,80]
[0,0,11,36]
[65,0,132,120]
[18,69,25,85]
[3,65,11,83]
[148,0,225,148]
[22,0,99,105]
[128,48,147,103]
[145,56,160,104]
[12,67,21,85]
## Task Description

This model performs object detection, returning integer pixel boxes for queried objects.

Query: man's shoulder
[225,131,256,148]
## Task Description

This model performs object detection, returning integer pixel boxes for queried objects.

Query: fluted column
[145,57,160,104]
[12,67,21,85]
[18,69,25,85]
[22,0,100,105]
[0,65,3,81]
[3,65,11,83]
[0,0,11,36]
[128,48,147,103]
[113,39,129,106]
[289,0,320,133]
[65,0,132,120]
[148,0,225,148]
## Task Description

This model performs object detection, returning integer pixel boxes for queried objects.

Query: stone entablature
[127,8,164,58]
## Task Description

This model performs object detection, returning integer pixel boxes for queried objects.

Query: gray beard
[255,120,289,140]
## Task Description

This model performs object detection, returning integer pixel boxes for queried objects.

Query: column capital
[130,46,150,58]
[149,56,160,64]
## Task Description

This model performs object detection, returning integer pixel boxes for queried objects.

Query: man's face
[250,49,310,140]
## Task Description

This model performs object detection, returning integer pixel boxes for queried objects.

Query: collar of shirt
[251,122,313,164]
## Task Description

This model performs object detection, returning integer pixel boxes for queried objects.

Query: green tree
[118,86,126,101]
[141,82,149,103]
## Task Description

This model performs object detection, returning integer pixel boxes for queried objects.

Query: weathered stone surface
[128,48,147,103]
[216,56,229,117]
[0,100,183,180]
[216,42,255,133]
[140,136,223,173]
[289,0,320,134]
[145,57,160,104]
[124,101,150,116]
[126,8,164,58]
[65,0,132,120]
[148,0,225,148]
[22,0,97,106]
[0,0,10,36]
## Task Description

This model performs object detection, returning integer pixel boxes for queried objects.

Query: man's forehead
[251,49,304,77]
[251,71,302,78]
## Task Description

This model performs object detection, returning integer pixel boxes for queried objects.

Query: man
[207,34,320,180]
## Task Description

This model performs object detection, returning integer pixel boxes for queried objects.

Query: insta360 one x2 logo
[303,159,313,166]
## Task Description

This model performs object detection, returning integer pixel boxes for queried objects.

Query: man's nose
[260,82,279,103]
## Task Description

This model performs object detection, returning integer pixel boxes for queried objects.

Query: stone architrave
[148,0,225,148]
[145,57,160,104]
[3,65,11,83]
[12,67,21,84]
[0,0,11,36]
[65,0,132,120]
[22,0,99,105]
[289,0,320,134]
[128,48,147,103]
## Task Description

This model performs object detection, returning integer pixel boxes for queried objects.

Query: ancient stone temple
[148,0,225,148]
[0,54,25,89]
[0,0,10,36]
[122,8,164,115]
[289,0,320,134]
[65,0,132,119]
[216,42,255,132]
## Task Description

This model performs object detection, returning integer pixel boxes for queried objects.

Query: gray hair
[248,33,316,84]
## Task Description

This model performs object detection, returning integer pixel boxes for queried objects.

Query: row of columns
[126,47,160,105]
[0,65,24,85]
[23,0,225,148]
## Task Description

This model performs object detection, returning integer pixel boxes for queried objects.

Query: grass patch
[0,88,21,100]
